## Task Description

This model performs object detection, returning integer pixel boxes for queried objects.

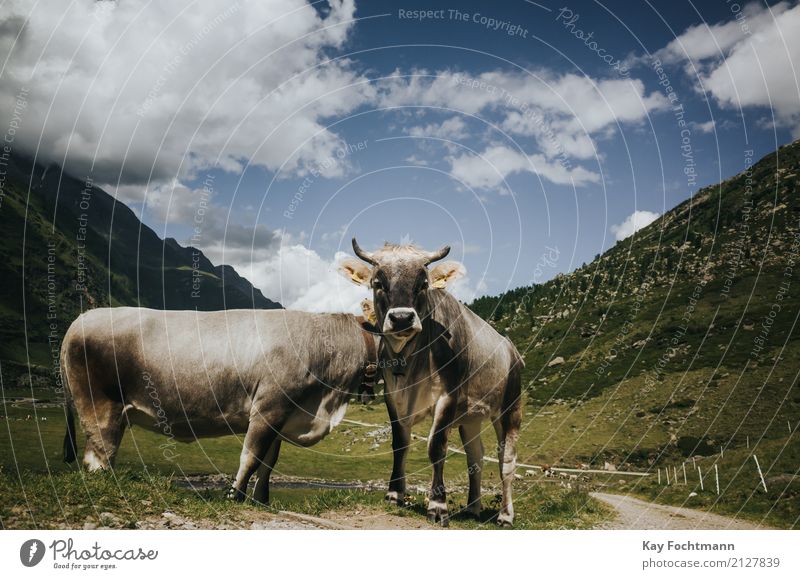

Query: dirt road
[130,507,428,530]
[140,493,773,530]
[591,492,771,530]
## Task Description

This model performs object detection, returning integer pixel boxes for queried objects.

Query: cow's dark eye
[419,278,429,291]
[372,280,384,291]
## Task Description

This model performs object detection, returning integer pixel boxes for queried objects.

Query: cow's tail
[60,339,78,463]
[63,401,77,463]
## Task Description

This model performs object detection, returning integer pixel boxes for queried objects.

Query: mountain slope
[0,154,280,376]
[471,140,800,466]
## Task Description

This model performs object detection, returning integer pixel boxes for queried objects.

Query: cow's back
[63,308,292,388]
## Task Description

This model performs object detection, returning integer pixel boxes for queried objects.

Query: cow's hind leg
[427,392,457,527]
[78,397,126,471]
[493,355,522,527]
[459,420,484,519]
[231,418,279,502]
[252,439,282,506]
[493,418,519,527]
[62,344,125,471]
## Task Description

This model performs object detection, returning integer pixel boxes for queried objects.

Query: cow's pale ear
[339,258,371,286]
[360,299,377,325]
[429,260,465,289]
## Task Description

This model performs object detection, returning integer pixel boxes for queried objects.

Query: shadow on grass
[399,496,506,528]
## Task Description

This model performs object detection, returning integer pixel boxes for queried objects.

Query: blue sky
[3,0,799,310]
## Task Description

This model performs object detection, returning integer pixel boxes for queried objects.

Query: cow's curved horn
[424,245,451,265]
[352,238,377,265]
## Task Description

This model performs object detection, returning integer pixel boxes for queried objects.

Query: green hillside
[0,155,280,381]
[471,140,800,468]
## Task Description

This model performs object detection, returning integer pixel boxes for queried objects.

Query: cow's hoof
[427,500,449,527]
[464,503,482,520]
[228,488,246,503]
[385,490,404,506]
[252,496,269,507]
[497,512,514,528]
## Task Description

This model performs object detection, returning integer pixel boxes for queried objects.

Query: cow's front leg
[386,413,411,506]
[427,393,457,527]
[230,417,279,502]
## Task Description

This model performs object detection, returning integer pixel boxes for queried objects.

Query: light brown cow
[340,239,523,526]
[61,307,377,504]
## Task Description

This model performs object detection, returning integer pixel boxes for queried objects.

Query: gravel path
[591,492,771,530]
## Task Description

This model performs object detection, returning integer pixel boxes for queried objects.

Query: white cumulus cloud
[610,210,660,241]
[448,144,601,190]
[234,244,369,313]
[379,69,668,161]
[0,0,369,185]
[408,116,469,140]
[653,2,800,135]
[689,120,716,134]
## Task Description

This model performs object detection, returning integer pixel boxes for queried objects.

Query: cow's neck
[377,330,410,375]
[380,314,445,378]
[379,320,440,422]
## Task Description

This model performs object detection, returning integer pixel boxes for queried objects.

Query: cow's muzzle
[383,307,422,336]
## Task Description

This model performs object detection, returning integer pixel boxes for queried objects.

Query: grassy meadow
[0,385,611,530]
[3,382,796,529]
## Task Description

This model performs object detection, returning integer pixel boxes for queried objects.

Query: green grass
[268,481,609,530]
[4,379,795,529]
[0,469,609,530]
[0,388,609,530]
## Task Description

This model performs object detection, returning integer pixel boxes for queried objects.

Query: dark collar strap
[356,316,379,386]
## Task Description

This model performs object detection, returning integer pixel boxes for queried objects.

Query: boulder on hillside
[547,356,565,368]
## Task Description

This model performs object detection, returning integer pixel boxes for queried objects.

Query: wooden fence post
[682,463,687,485]
[753,455,768,493]
[714,464,720,495]
[698,466,704,491]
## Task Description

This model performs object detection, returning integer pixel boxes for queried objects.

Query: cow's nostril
[388,311,414,330]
